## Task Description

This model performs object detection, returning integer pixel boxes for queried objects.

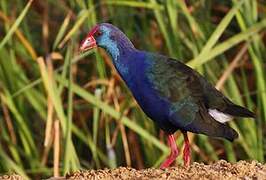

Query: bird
[79,23,255,168]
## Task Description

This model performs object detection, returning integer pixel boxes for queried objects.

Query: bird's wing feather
[144,53,244,140]
[146,54,205,127]
[150,53,254,117]
[202,82,255,117]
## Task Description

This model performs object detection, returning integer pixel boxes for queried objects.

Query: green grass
[0,0,265,178]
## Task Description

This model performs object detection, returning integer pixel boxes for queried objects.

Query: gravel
[1,160,266,180]
[67,160,266,180]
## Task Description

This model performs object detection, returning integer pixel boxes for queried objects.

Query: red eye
[94,30,102,37]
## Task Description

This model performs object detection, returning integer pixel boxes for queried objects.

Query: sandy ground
[66,160,266,180]
[1,160,266,179]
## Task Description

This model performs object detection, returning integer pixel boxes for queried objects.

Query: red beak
[79,35,97,52]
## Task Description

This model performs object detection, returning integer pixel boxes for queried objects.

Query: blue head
[80,23,135,62]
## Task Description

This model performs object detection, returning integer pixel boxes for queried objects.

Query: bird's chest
[122,61,170,123]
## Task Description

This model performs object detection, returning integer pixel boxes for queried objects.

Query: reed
[0,0,265,178]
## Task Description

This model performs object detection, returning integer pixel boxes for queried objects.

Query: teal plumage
[144,53,251,141]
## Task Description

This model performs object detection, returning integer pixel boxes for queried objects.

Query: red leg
[160,134,179,169]
[182,131,191,166]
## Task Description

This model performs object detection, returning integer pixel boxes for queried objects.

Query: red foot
[182,132,191,166]
[160,134,179,169]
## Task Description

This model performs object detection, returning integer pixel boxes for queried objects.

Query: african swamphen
[80,23,255,168]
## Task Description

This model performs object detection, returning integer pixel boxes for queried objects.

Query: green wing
[146,54,240,140]
[146,54,204,127]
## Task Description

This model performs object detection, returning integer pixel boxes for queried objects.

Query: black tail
[184,111,239,142]
[224,104,255,118]
[222,126,239,142]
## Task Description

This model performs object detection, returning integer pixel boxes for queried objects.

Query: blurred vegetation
[0,0,265,179]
